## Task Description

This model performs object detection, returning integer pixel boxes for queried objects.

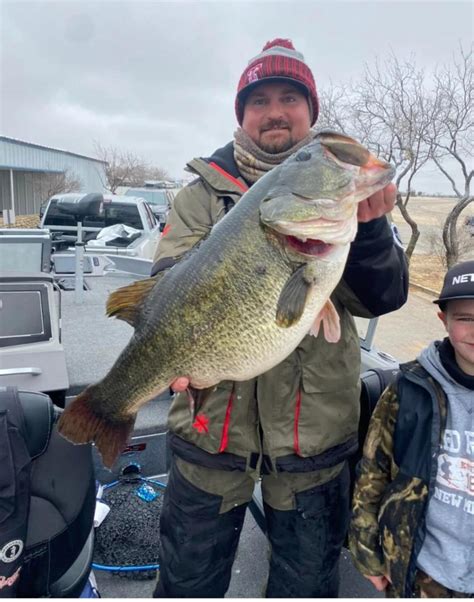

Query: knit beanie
[235,38,319,126]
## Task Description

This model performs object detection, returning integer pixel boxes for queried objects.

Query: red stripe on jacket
[218,387,236,453]
[294,389,302,456]
[209,162,249,192]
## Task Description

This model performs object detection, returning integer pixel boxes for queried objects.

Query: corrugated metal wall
[0,137,107,215]
[0,170,58,213]
[0,171,11,212]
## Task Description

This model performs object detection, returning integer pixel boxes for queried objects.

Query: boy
[349,260,474,598]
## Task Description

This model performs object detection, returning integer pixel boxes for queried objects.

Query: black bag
[0,387,96,597]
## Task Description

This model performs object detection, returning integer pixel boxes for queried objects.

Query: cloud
[1,0,472,191]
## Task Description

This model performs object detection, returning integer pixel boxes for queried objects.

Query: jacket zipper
[403,370,446,597]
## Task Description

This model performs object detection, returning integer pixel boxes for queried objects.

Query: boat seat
[0,388,95,597]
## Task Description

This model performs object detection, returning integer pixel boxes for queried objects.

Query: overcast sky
[1,0,472,194]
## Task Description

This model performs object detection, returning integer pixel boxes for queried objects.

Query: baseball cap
[433,260,474,307]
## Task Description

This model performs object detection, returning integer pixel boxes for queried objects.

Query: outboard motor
[0,387,96,597]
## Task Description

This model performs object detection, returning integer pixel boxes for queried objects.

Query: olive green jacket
[152,142,408,473]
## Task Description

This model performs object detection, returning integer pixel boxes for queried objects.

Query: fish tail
[57,387,135,469]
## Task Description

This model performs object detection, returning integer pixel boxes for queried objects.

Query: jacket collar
[400,358,449,437]
[186,141,249,196]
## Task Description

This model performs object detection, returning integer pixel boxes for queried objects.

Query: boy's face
[438,299,474,375]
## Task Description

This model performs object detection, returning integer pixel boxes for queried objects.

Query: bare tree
[349,52,434,260]
[427,216,473,270]
[143,165,170,183]
[428,44,473,267]
[317,82,352,133]
[34,169,82,203]
[94,142,169,193]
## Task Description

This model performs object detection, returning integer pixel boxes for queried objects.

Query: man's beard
[259,136,295,153]
[259,120,295,153]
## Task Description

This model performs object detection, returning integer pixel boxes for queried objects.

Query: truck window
[143,203,157,229]
[44,199,143,230]
[104,204,142,229]
[42,200,77,227]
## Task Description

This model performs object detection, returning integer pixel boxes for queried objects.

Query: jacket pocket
[378,474,428,591]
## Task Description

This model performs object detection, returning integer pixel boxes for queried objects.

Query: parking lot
[373,287,446,362]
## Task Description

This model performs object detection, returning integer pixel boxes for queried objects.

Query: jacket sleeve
[336,216,409,318]
[151,179,222,276]
[348,383,399,577]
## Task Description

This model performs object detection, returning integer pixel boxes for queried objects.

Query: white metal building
[0,136,107,219]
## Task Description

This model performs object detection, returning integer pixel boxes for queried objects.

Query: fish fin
[106,277,157,327]
[309,299,341,343]
[317,131,370,166]
[186,385,215,418]
[57,388,135,469]
[276,265,311,328]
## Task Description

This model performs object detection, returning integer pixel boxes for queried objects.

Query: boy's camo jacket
[349,360,448,597]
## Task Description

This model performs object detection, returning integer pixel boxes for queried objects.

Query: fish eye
[296,150,311,162]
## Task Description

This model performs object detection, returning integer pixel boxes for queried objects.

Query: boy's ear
[438,310,448,329]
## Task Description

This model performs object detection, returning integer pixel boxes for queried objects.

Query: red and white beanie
[235,38,319,126]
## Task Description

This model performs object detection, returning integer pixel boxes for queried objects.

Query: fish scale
[138,227,328,385]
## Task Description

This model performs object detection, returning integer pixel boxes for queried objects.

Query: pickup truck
[39,193,161,260]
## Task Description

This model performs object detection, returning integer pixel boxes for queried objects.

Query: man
[152,38,408,598]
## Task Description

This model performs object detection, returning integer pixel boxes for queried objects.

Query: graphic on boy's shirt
[434,429,474,515]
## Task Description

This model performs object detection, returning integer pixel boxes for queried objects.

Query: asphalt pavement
[373,285,446,362]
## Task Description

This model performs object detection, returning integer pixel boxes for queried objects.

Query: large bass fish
[58,131,395,467]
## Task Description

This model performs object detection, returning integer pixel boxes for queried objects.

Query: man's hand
[171,377,190,393]
[364,575,391,591]
[358,183,397,223]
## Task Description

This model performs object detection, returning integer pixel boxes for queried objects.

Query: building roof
[0,135,107,164]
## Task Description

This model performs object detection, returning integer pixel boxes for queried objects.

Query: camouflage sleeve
[348,384,399,577]
[151,179,225,274]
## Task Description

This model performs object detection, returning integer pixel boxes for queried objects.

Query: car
[143,179,178,189]
[123,186,180,229]
[39,193,161,260]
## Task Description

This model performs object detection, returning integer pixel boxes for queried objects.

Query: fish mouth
[272,214,358,251]
[284,235,334,257]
